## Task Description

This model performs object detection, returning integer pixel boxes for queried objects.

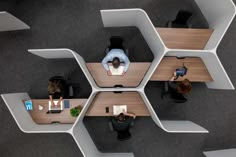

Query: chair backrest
[117,130,131,141]
[173,10,193,27]
[109,36,124,50]
[171,92,188,103]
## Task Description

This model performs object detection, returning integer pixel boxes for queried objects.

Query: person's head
[48,81,61,94]
[115,113,126,122]
[177,79,192,94]
[112,57,120,69]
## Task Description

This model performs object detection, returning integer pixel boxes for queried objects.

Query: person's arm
[122,110,136,119]
[169,72,178,90]
[57,96,63,106]
[122,54,130,72]
[49,95,55,106]
[170,71,177,81]
[102,53,112,71]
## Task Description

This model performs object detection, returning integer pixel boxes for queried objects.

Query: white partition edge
[28,48,99,90]
[1,93,72,133]
[139,91,208,133]
[100,9,166,88]
[28,49,74,59]
[166,50,234,89]
[72,122,134,157]
[194,0,236,50]
[0,11,30,32]
[203,149,236,157]
[161,121,208,133]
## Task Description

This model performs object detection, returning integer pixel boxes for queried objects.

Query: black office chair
[117,130,131,141]
[162,82,188,103]
[171,92,187,103]
[105,36,129,56]
[49,76,74,98]
[108,117,133,141]
[167,10,193,28]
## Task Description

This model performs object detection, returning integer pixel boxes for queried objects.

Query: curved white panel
[0,11,30,32]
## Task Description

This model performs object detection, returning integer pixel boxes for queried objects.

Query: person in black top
[111,110,136,140]
[48,76,66,107]
[162,72,192,99]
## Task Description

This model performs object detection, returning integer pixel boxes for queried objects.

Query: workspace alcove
[82,91,152,153]
[85,26,154,88]
[1,49,94,132]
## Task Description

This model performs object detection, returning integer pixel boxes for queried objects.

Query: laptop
[48,101,63,113]
[109,65,125,76]
[113,105,127,115]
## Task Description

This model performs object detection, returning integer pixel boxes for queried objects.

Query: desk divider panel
[194,0,236,50]
[203,149,236,157]
[28,48,98,89]
[166,50,234,89]
[0,11,30,31]
[139,91,208,133]
[72,119,134,157]
[1,93,72,133]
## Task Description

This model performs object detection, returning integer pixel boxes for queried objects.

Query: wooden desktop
[150,56,213,82]
[86,62,151,87]
[24,99,87,124]
[156,28,213,50]
[86,92,150,116]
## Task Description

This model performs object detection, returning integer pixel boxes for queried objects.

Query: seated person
[162,72,192,98]
[48,76,66,107]
[111,111,136,140]
[102,49,130,75]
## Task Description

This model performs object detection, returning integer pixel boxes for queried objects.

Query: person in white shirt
[102,48,130,75]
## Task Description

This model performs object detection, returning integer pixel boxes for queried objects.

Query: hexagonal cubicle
[1,49,93,132]
[72,91,153,157]
[95,9,166,89]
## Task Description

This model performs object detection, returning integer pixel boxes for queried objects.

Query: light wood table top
[150,57,213,82]
[86,63,151,87]
[86,92,150,116]
[25,99,87,124]
[156,28,213,49]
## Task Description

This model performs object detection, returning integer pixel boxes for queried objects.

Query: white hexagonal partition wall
[0,11,30,31]
[1,0,236,156]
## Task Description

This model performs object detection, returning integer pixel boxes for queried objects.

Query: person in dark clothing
[48,76,66,107]
[162,72,192,99]
[111,111,136,140]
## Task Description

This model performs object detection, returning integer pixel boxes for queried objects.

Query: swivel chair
[105,36,129,56]
[162,81,188,103]
[167,10,193,28]
[49,76,74,98]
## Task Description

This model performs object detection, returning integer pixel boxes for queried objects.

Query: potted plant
[70,106,82,117]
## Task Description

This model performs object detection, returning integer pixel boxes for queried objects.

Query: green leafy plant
[70,107,81,117]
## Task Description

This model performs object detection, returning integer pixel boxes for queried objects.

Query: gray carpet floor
[0,0,235,157]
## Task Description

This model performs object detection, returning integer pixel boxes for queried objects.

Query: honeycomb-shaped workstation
[1,0,236,157]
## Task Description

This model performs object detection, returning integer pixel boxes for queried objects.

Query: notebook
[109,65,125,75]
[48,100,63,111]
[113,105,127,115]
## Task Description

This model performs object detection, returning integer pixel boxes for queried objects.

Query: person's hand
[107,70,112,76]
[51,100,56,107]
[122,109,126,113]
[173,71,177,77]
[121,71,126,76]
[56,101,61,106]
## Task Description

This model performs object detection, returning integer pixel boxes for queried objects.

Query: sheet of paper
[109,65,124,75]
[113,105,127,115]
